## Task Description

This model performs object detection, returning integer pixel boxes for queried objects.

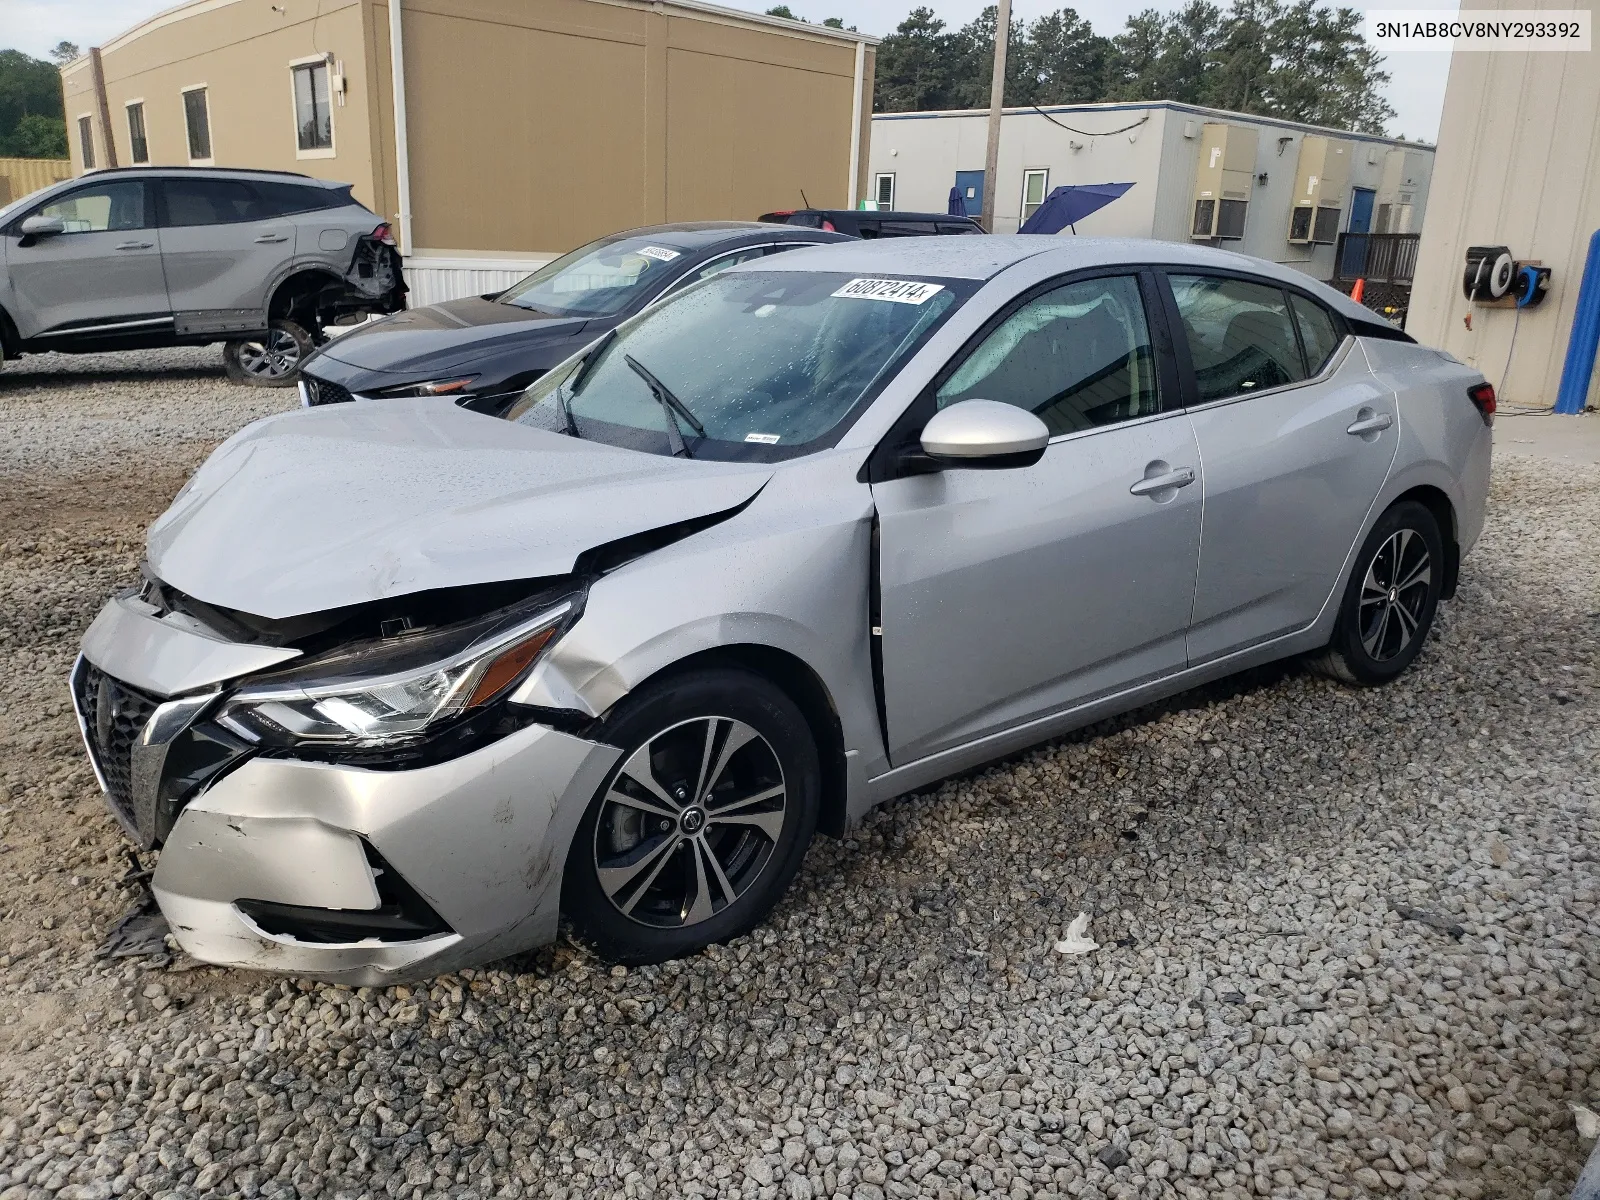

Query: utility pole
[979,0,1011,233]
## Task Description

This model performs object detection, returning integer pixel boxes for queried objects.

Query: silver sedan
[71,237,1492,981]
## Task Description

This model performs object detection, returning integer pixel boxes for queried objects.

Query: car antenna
[800,189,812,209]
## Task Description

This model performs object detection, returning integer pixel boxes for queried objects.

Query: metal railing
[1334,232,1421,283]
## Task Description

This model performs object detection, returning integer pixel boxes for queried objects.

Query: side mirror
[19,215,66,238]
[918,399,1049,469]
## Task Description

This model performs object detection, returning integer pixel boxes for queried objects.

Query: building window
[183,87,212,162]
[1216,198,1247,240]
[78,116,95,169]
[1021,169,1049,221]
[292,60,334,153]
[874,173,894,210]
[126,102,149,164]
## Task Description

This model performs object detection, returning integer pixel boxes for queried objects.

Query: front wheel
[562,667,820,965]
[1307,500,1444,686]
[223,319,313,387]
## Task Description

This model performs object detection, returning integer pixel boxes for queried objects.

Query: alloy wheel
[593,716,787,929]
[1358,527,1432,662]
[236,327,303,379]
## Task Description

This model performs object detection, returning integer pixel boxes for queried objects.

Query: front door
[157,177,294,333]
[4,180,167,341]
[1348,187,1376,233]
[954,170,984,219]
[873,272,1203,766]
[1166,273,1398,664]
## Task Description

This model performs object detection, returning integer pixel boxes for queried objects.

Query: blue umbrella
[948,185,967,217]
[1018,182,1134,235]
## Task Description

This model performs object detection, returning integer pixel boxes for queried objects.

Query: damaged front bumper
[70,592,620,985]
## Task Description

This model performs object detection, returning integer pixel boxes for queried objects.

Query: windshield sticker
[832,278,946,305]
[744,432,781,444]
[637,246,681,263]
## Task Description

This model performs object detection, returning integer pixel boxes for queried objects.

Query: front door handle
[1129,466,1196,496]
[1346,410,1394,436]
[254,233,289,244]
[114,240,154,250]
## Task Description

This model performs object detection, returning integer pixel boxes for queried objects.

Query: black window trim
[1155,265,1366,413]
[865,262,1187,484]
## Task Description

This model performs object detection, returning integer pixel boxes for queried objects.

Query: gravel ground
[0,352,1596,1200]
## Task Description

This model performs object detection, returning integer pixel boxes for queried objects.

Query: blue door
[1340,187,1377,277]
[954,170,984,218]
[1348,187,1376,233]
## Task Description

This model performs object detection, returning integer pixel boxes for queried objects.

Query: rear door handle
[114,240,154,250]
[254,233,289,244]
[1346,411,1394,435]
[1129,466,1196,496]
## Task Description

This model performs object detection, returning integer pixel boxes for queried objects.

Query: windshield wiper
[554,328,616,439]
[625,353,705,458]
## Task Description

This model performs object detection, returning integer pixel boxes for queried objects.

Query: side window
[1169,274,1307,404]
[253,180,332,216]
[34,182,148,234]
[1290,293,1343,374]
[162,180,267,226]
[936,274,1161,435]
[879,221,939,237]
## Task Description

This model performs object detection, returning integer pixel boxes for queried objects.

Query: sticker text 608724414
[831,278,946,305]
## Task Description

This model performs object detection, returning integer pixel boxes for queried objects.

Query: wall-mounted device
[1191,123,1257,240]
[1287,136,1352,244]
[1463,246,1552,307]
[1514,263,1552,307]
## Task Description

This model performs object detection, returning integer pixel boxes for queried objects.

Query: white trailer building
[868,101,1435,284]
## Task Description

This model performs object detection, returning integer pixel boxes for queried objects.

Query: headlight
[217,596,576,749]
[372,375,479,398]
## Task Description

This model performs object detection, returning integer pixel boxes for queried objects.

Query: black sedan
[298,222,849,415]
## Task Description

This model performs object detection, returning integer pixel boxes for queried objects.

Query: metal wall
[1408,0,1600,407]
[0,158,74,207]
[869,102,1433,282]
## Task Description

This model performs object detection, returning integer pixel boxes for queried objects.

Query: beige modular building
[0,157,73,206]
[1407,0,1600,410]
[869,103,1434,283]
[61,0,877,303]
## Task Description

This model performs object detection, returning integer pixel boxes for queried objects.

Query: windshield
[505,270,968,461]
[496,234,695,317]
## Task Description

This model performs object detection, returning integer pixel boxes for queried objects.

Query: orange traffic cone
[1351,277,1366,304]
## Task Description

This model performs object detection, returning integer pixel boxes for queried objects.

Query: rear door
[157,177,293,334]
[1167,272,1398,663]
[872,270,1203,765]
[3,180,168,341]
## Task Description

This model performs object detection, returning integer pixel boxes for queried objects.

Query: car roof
[802,210,978,223]
[81,166,351,188]
[743,233,1387,311]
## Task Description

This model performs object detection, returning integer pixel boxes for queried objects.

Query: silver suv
[0,166,405,385]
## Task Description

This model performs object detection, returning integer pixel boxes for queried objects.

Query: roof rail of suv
[81,166,318,182]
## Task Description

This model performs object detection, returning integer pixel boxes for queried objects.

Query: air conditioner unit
[1287,135,1351,245]
[1191,123,1258,241]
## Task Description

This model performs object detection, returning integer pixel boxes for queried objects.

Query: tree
[1019,8,1114,105]
[874,7,960,112]
[0,50,68,158]
[765,5,800,17]
[49,41,81,65]
[1,113,68,158]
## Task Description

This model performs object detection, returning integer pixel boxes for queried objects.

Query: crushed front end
[69,577,619,985]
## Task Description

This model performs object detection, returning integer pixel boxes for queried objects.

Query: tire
[223,319,313,387]
[1306,500,1444,686]
[562,666,820,965]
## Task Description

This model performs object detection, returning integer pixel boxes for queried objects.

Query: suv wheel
[223,319,313,387]
[1307,500,1444,686]
[562,667,820,965]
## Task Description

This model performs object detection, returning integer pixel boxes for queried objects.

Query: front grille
[74,663,159,835]
[303,375,355,407]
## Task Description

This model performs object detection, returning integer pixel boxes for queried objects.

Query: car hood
[147,400,772,619]
[315,297,592,373]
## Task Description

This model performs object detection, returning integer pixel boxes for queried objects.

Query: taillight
[1468,381,1496,426]
[372,222,397,247]
[821,219,836,232]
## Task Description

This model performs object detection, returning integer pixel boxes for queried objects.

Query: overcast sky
[4,0,1455,141]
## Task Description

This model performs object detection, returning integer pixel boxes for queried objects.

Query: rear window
[497,233,700,318]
